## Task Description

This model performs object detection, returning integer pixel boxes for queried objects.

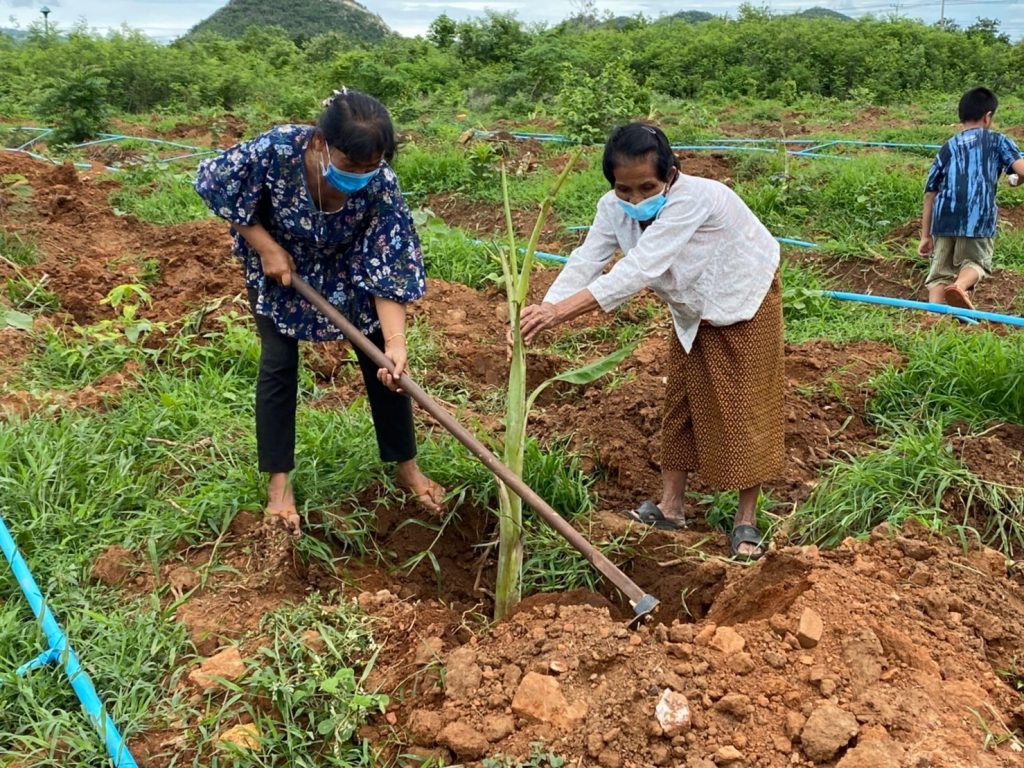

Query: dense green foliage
[186,0,391,44]
[1,12,1021,132]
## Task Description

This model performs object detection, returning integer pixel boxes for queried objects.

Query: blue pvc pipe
[821,291,1024,327]
[97,134,204,152]
[481,129,939,155]
[0,516,138,767]
[13,128,52,151]
[776,237,820,249]
[535,250,568,264]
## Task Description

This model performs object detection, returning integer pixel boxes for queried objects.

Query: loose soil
[4,150,1024,766]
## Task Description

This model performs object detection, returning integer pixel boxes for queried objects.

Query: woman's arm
[521,288,599,343]
[374,296,409,391]
[235,222,296,284]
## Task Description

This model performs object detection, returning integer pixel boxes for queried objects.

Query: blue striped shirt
[925,128,1022,238]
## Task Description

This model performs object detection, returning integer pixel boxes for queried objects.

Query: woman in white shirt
[521,123,784,560]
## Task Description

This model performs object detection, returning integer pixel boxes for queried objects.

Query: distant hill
[1,27,28,40]
[793,7,853,21]
[186,0,391,43]
[663,7,851,23]
[668,11,716,23]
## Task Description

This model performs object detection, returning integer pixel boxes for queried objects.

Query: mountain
[186,0,391,43]
[668,11,716,23]
[1,27,28,40]
[793,7,853,21]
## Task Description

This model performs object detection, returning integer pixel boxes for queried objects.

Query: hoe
[291,275,659,624]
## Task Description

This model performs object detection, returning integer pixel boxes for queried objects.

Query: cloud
[3,0,60,8]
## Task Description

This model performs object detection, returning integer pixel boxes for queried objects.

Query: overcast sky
[3,0,1021,40]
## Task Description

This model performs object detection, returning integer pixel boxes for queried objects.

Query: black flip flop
[624,500,685,531]
[730,524,765,561]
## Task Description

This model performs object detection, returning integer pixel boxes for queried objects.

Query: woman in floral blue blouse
[195,88,444,533]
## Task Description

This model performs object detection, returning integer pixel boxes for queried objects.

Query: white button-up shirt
[544,175,780,352]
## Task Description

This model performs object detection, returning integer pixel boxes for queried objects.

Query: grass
[107,164,211,226]
[0,229,39,266]
[419,217,499,289]
[790,424,1024,554]
[869,328,1024,427]
[781,259,900,344]
[1,298,609,762]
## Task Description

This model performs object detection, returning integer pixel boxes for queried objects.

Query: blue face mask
[321,149,379,195]
[618,188,668,222]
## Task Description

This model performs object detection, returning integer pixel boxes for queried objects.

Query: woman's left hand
[378,337,408,392]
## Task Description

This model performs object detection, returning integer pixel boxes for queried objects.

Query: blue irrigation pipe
[821,291,1024,327]
[0,516,139,768]
[482,129,939,156]
[13,128,53,152]
[775,237,820,249]
[97,133,206,152]
[1,147,99,171]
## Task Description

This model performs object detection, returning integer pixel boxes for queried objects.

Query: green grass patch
[107,164,211,226]
[869,328,1024,427]
[0,229,39,266]
[996,226,1024,275]
[781,259,899,344]
[419,218,498,289]
[790,425,1024,554]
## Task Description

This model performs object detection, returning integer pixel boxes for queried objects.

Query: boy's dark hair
[959,87,998,123]
[602,123,679,186]
[318,87,397,163]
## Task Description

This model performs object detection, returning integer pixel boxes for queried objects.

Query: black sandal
[729,524,765,561]
[624,500,685,531]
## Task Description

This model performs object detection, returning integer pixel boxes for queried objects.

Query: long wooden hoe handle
[290,276,659,621]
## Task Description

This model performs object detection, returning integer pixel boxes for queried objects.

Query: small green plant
[101,283,163,343]
[483,742,566,768]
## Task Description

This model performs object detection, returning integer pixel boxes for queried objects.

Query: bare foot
[395,460,446,514]
[265,472,300,535]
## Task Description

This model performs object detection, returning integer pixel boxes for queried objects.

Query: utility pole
[939,0,945,28]
[40,5,50,36]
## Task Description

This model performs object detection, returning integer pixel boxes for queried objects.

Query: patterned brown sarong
[661,272,785,489]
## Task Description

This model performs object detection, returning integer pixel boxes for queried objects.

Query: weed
[869,328,1024,427]
[108,164,211,225]
[967,703,1024,752]
[790,424,1024,555]
[0,229,39,266]
[4,272,59,312]
[483,741,566,768]
[213,596,387,767]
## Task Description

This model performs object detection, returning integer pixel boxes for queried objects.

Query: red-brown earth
[2,142,1023,767]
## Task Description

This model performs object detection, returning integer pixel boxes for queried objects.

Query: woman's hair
[602,123,679,186]
[318,87,397,163]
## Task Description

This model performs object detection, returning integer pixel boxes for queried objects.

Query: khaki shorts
[926,236,994,288]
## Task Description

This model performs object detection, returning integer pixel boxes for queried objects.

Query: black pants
[248,288,417,473]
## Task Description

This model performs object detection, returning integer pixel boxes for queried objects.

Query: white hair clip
[321,86,350,108]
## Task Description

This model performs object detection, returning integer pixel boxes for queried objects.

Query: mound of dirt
[0,153,241,327]
[369,526,1024,768]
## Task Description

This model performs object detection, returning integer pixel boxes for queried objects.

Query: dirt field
[3,150,1024,767]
